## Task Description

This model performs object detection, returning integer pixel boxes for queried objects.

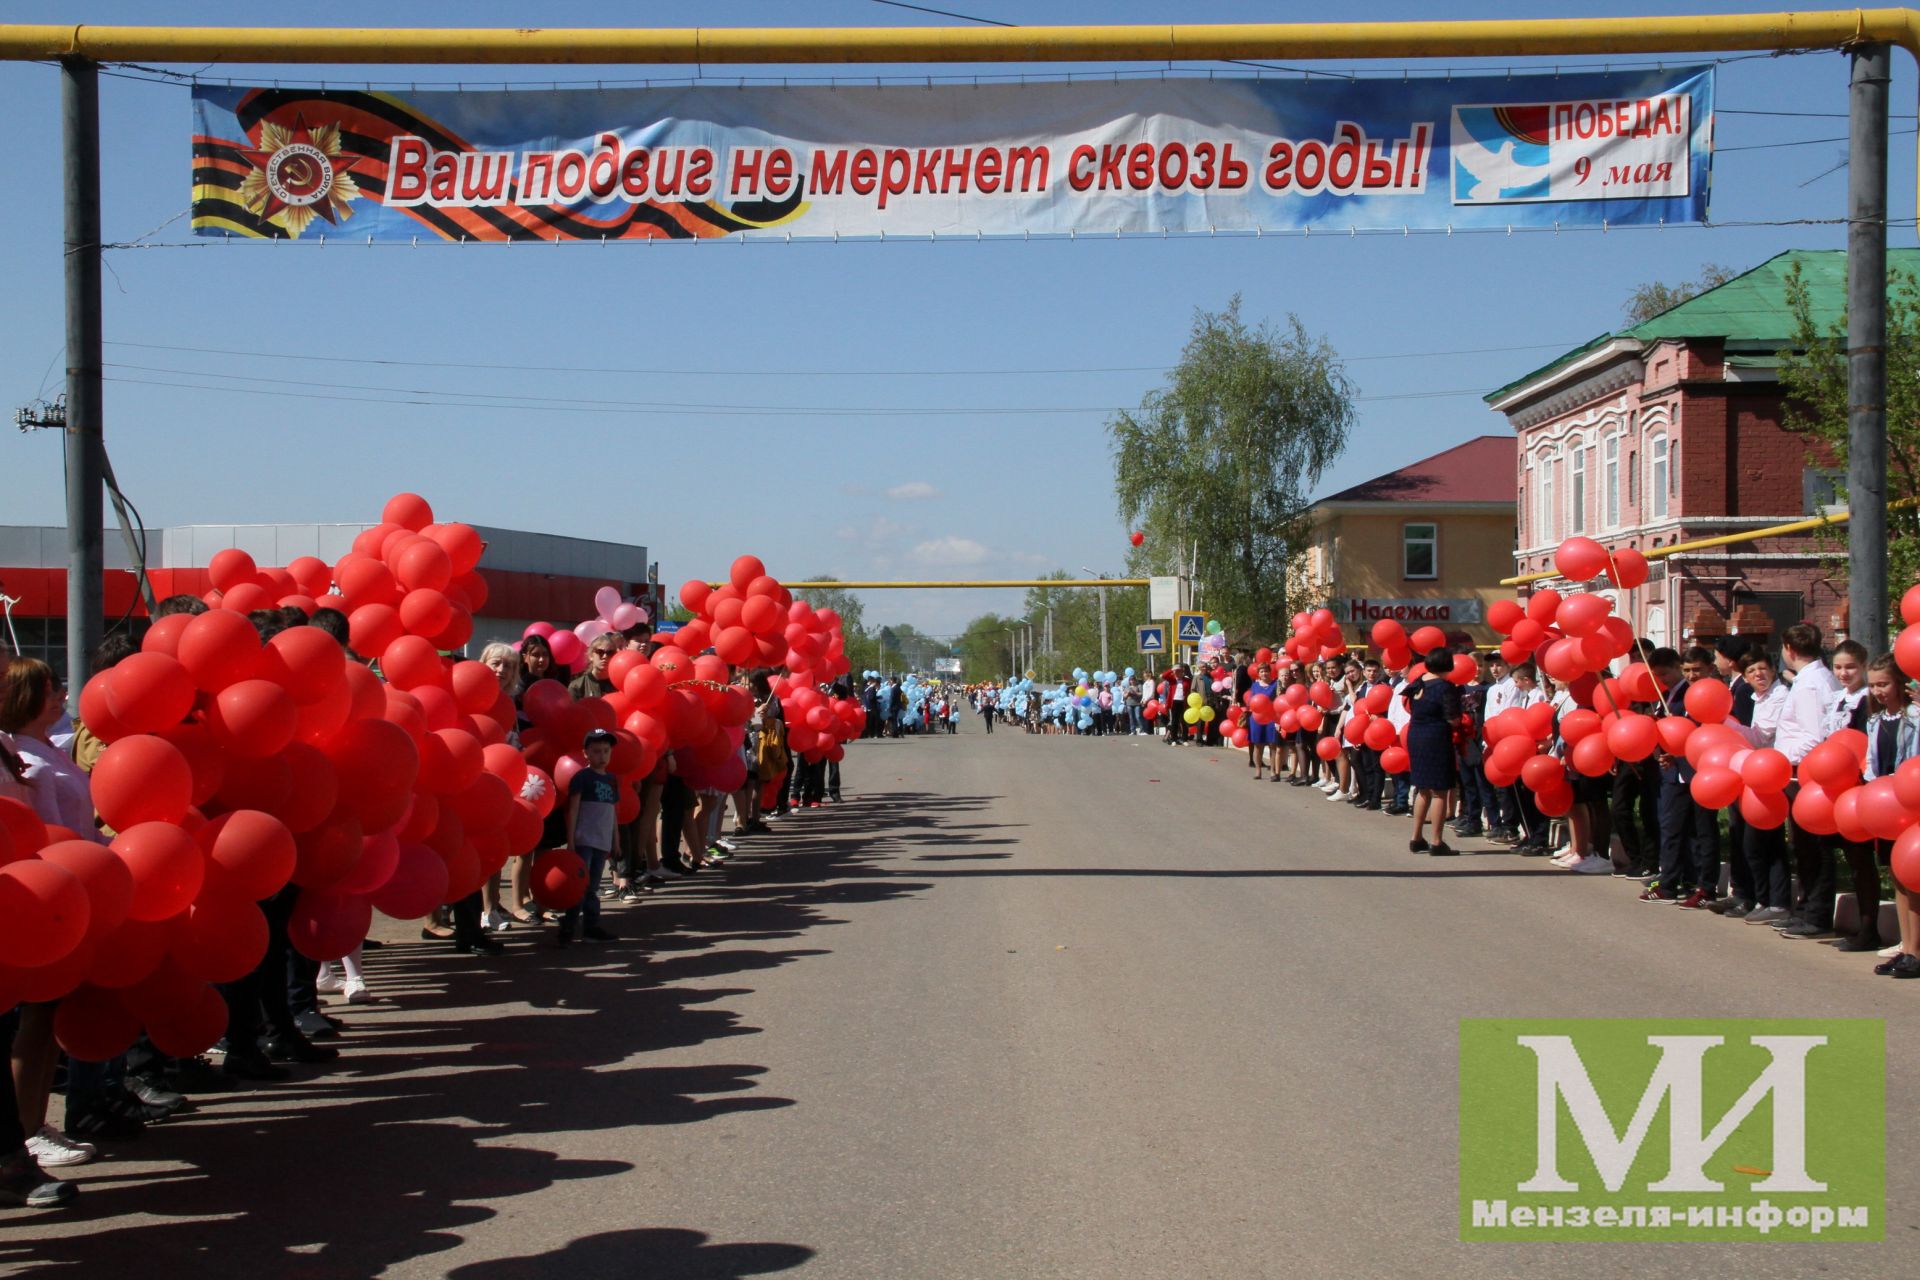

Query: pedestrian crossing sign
[1174,611,1208,645]
[1136,624,1166,654]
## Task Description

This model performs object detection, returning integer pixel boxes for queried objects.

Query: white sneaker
[1325,788,1346,801]
[1572,855,1614,875]
[342,980,371,1004]
[27,1125,95,1167]
[314,963,342,993]
[1551,850,1582,868]
[1879,942,1903,958]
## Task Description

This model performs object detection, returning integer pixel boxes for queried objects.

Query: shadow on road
[0,785,997,1276]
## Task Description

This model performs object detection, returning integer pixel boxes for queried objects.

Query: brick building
[1484,248,1911,650]
[1297,435,1517,649]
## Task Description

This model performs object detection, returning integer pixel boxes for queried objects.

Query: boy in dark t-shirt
[560,730,620,946]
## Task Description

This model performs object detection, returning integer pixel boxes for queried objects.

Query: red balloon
[1521,754,1566,791]
[394,539,453,594]
[198,810,297,902]
[449,660,500,715]
[1791,783,1839,836]
[1605,713,1659,763]
[1857,777,1915,841]
[1740,786,1790,830]
[138,979,227,1058]
[1607,547,1650,590]
[38,839,133,942]
[1892,825,1920,893]
[371,842,449,919]
[1526,589,1562,623]
[207,678,298,759]
[170,893,268,983]
[1559,709,1603,744]
[420,727,485,795]
[1833,786,1873,844]
[1690,766,1743,809]
[1410,625,1447,654]
[1896,756,1920,812]
[333,830,402,897]
[1370,618,1408,650]
[1379,746,1410,775]
[287,889,372,962]
[382,492,434,531]
[1896,626,1920,682]
[1654,715,1695,757]
[54,984,143,1062]
[1801,739,1861,791]
[293,809,364,890]
[1487,599,1525,636]
[1314,737,1341,761]
[0,860,91,967]
[176,608,262,692]
[680,579,713,615]
[1570,733,1618,778]
[381,635,446,691]
[1741,748,1792,794]
[1554,536,1610,583]
[103,653,195,734]
[1129,531,1145,547]
[1535,783,1575,818]
[111,822,203,922]
[1682,679,1733,725]
[259,627,347,705]
[90,733,192,832]
[349,603,405,659]
[207,547,258,594]
[730,555,767,592]
[324,718,419,833]
[1554,592,1612,638]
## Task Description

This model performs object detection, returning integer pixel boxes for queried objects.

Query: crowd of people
[978,622,1920,979]
[0,597,862,1211]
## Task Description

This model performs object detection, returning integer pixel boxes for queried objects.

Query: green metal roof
[1484,247,1920,405]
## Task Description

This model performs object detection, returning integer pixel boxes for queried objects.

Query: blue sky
[2,1,1912,636]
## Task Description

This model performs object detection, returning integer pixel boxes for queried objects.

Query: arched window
[1645,604,1669,648]
[1603,435,1621,528]
[1648,434,1670,519]
[1569,445,1589,535]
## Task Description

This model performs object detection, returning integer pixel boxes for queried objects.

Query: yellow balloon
[1199,706,1217,722]
[1182,708,1200,723]
[1186,691,1204,707]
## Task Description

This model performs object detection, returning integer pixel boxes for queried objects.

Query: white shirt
[1484,676,1518,720]
[1823,687,1869,738]
[1775,659,1841,764]
[1386,678,1412,730]
[0,730,102,842]
[1743,682,1789,748]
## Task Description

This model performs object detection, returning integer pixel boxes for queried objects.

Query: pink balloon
[609,603,644,631]
[523,621,556,640]
[594,586,623,620]
[547,631,584,668]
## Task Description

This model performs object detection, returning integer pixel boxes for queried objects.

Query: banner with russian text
[190,69,1712,243]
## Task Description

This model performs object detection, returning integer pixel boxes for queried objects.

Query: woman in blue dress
[1403,648,1463,856]
[1244,662,1280,780]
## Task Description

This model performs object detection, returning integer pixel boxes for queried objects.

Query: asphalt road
[5,716,1914,1278]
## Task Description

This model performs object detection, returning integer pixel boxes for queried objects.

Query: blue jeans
[1391,774,1411,808]
[561,845,608,935]
[1458,758,1495,827]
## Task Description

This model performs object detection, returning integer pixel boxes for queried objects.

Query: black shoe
[1383,805,1412,816]
[1832,933,1884,953]
[222,1049,290,1081]
[582,926,615,943]
[456,936,505,956]
[65,1104,143,1142]
[1779,920,1835,940]
[262,1034,338,1064]
[554,929,574,949]
[110,1091,173,1125]
[1452,823,1484,838]
[0,1154,77,1209]
[1891,954,1920,979]
[126,1074,190,1114]
[293,1009,338,1040]
[1516,844,1548,857]
[1409,837,1430,853]
[1429,843,1458,857]
[167,1055,241,1093]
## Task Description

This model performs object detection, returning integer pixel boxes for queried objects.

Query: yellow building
[1296,435,1517,649]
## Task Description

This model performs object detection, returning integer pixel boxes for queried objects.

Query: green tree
[1623,263,1736,325]
[1108,297,1353,640]
[1777,259,1920,608]
[1014,570,1150,680]
[954,612,1017,680]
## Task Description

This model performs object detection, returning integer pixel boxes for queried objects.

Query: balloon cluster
[1283,609,1348,665]
[526,587,652,675]
[0,492,533,1065]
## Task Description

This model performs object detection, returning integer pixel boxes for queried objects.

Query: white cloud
[885,481,940,500]
[909,536,993,567]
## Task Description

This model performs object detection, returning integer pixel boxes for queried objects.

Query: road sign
[1149,575,1185,619]
[933,657,962,674]
[1174,611,1208,645]
[1136,624,1166,654]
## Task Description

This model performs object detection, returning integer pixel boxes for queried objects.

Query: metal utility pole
[1081,566,1111,672]
[1848,42,1890,654]
[62,57,104,708]
[1003,627,1015,680]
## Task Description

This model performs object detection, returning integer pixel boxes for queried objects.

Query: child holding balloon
[1865,654,1920,976]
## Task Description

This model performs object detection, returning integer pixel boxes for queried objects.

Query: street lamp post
[1003,628,1015,681]
[1081,566,1110,673]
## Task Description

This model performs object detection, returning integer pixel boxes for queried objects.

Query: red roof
[1316,434,1515,506]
